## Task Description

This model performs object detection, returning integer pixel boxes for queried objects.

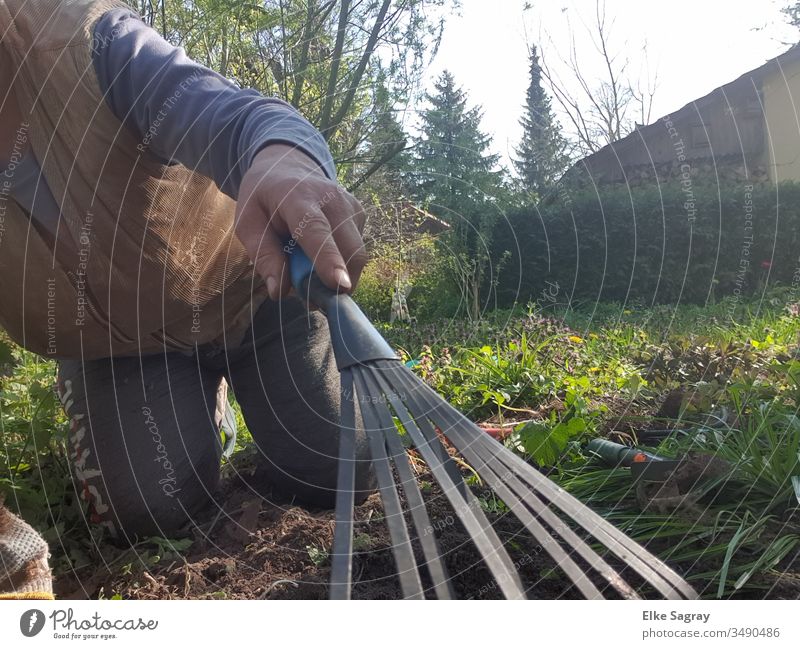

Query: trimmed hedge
[491,180,800,307]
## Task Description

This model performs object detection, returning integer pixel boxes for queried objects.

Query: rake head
[330,360,697,600]
[288,246,698,601]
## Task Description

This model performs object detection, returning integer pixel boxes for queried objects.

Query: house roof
[570,43,800,172]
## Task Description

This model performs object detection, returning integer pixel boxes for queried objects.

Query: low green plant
[306,544,330,567]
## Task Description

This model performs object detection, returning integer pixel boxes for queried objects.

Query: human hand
[234,144,367,301]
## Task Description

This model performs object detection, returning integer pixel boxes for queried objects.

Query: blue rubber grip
[285,240,314,292]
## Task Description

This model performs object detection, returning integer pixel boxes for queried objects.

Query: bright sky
[424,0,798,167]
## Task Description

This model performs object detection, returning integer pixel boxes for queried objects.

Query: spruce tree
[514,44,569,198]
[411,71,505,318]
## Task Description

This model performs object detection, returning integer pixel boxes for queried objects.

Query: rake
[288,246,697,600]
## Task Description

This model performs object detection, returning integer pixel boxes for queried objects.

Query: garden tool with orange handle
[586,439,683,482]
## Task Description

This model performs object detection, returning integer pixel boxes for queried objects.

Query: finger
[287,198,352,292]
[332,218,367,289]
[323,195,368,289]
[253,229,292,301]
[234,190,290,300]
[345,192,367,234]
[272,250,293,299]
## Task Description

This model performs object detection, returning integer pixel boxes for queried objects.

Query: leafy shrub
[353,266,394,321]
[355,235,441,321]
[405,260,464,321]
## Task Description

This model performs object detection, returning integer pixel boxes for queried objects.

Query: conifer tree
[411,71,505,318]
[514,44,569,198]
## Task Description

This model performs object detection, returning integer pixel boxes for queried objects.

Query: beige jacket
[0,0,267,360]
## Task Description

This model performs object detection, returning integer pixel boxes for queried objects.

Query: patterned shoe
[0,503,54,600]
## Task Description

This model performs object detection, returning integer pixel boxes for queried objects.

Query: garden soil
[52,455,800,600]
[53,463,588,600]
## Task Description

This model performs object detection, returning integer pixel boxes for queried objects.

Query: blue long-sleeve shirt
[5,7,335,237]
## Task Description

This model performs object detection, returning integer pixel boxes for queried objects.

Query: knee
[105,489,214,541]
[258,444,375,510]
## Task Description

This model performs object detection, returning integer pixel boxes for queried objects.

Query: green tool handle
[586,438,666,466]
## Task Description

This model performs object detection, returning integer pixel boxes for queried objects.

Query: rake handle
[285,240,338,312]
[285,240,398,369]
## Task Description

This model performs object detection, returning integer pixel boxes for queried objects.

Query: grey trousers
[56,297,373,541]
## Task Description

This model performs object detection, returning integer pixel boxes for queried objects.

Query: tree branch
[347,139,407,191]
[319,0,352,132]
[323,0,393,141]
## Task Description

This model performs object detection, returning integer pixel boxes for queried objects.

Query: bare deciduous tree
[534,0,658,155]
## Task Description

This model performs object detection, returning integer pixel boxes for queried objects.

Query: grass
[381,288,800,597]
[1,288,799,597]
[558,391,800,598]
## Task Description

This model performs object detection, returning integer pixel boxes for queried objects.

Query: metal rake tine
[450,415,697,599]
[390,370,610,596]
[481,436,697,599]
[354,369,425,599]
[330,369,357,600]
[393,368,641,598]
[385,365,614,599]
[373,361,475,502]
[370,368,527,599]
[396,366,696,599]
[356,368,454,599]
[428,432,634,597]
[463,452,627,598]
[406,372,691,599]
